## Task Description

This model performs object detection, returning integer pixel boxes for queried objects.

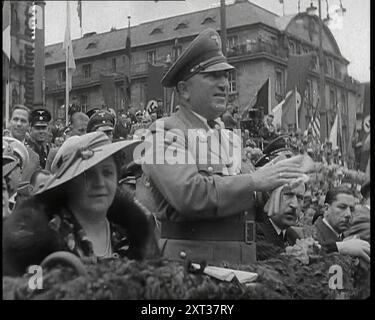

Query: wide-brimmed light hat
[3,137,29,170]
[36,131,141,194]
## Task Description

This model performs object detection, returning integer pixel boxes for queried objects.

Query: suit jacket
[313,216,341,246]
[256,218,300,260]
[136,106,257,265]
[345,205,370,242]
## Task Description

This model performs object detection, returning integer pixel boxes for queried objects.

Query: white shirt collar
[269,218,286,237]
[322,217,341,238]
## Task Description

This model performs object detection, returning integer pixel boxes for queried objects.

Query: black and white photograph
[2,0,370,302]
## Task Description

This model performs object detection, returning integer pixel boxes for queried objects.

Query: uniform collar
[190,109,222,130]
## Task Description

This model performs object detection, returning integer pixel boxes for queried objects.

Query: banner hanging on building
[146,63,164,102]
[100,73,116,108]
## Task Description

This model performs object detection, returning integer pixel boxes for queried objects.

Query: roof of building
[45,1,279,65]
[45,1,345,66]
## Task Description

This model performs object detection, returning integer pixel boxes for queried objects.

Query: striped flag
[307,106,321,139]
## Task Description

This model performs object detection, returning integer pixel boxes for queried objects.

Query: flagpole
[295,86,299,130]
[170,89,175,115]
[65,1,70,127]
[127,16,131,111]
[267,77,271,114]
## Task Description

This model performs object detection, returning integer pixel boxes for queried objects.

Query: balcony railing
[227,39,288,60]
[45,60,169,92]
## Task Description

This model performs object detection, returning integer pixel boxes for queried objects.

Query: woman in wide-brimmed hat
[3,132,160,276]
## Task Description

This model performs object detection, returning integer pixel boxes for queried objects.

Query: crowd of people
[3,28,370,296]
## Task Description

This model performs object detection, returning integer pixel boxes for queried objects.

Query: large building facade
[44,1,360,155]
[2,1,35,117]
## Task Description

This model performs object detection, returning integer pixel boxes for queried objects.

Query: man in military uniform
[87,110,115,142]
[136,28,305,265]
[26,108,52,169]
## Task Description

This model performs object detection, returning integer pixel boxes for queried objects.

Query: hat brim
[97,126,114,132]
[36,139,142,195]
[200,61,235,73]
[33,123,48,127]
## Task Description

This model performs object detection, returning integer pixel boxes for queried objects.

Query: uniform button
[180,251,187,259]
[207,166,213,173]
[244,211,248,215]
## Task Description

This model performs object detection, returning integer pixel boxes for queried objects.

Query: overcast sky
[44,0,370,82]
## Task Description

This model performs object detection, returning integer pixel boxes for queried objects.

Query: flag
[77,1,82,29]
[63,1,76,92]
[281,87,301,130]
[3,0,11,60]
[125,18,131,60]
[272,98,284,129]
[329,104,343,151]
[100,73,116,108]
[329,112,338,149]
[254,78,270,114]
[146,63,164,102]
[307,105,321,139]
[286,53,314,129]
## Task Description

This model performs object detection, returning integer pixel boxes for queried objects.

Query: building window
[312,55,319,71]
[202,17,215,24]
[275,70,284,97]
[58,69,66,84]
[175,23,188,30]
[83,64,92,79]
[147,50,156,65]
[329,88,336,110]
[227,35,239,51]
[326,58,334,76]
[173,46,182,60]
[150,27,163,35]
[306,79,313,106]
[57,98,65,118]
[112,58,117,72]
[80,95,88,111]
[228,70,237,94]
[289,41,296,54]
[341,93,347,115]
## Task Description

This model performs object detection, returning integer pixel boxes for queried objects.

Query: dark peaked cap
[161,28,234,87]
[30,109,51,127]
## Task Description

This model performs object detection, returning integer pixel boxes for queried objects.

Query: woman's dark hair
[35,153,124,216]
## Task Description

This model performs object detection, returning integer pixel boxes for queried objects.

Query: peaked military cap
[87,110,115,133]
[255,135,293,168]
[161,28,234,87]
[30,109,51,127]
[86,107,101,119]
[262,135,291,156]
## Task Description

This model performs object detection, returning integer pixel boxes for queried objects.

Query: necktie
[279,232,285,242]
